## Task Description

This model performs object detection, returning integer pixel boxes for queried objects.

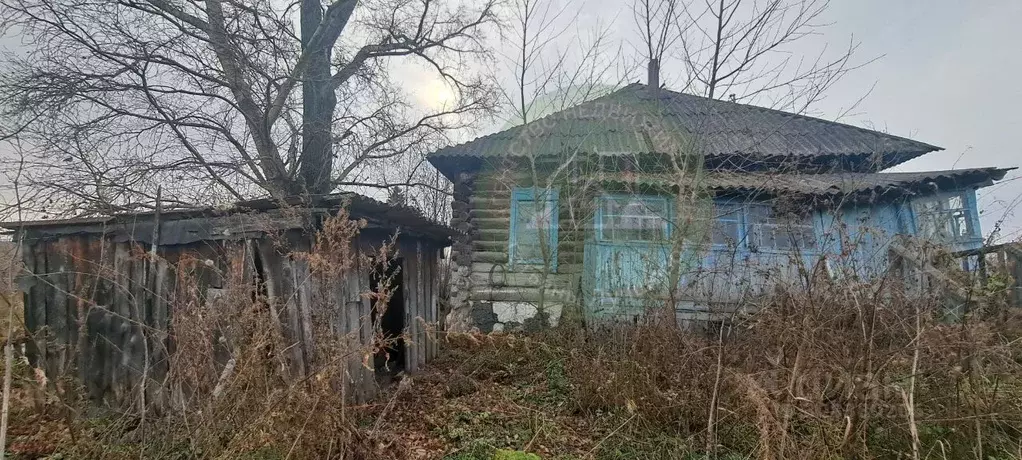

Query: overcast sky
[811,0,1021,241]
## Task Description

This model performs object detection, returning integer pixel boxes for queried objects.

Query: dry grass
[3,226,1022,458]
[6,278,1022,459]
[381,277,1022,459]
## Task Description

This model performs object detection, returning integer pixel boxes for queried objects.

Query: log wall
[447,168,589,332]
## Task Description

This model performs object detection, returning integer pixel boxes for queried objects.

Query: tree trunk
[300,0,338,195]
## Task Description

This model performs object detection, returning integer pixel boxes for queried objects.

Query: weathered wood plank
[469,208,511,219]
[82,236,112,404]
[422,247,432,361]
[471,262,584,275]
[25,242,45,371]
[344,265,363,402]
[152,256,170,333]
[474,229,585,242]
[40,242,53,375]
[402,243,418,374]
[472,216,583,228]
[258,239,304,380]
[151,247,172,404]
[128,241,148,406]
[429,248,440,360]
[331,262,349,402]
[48,239,71,380]
[330,261,346,346]
[470,251,509,264]
[281,255,306,379]
[254,239,298,381]
[69,236,92,394]
[110,242,131,406]
[21,242,37,348]
[357,259,375,401]
[416,242,426,370]
[470,251,583,267]
[295,257,315,376]
[470,271,574,289]
[64,237,83,361]
[473,240,586,253]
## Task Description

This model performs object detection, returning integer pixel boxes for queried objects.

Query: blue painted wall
[578,187,986,315]
[819,202,910,277]
[811,188,983,278]
[815,188,985,278]
[586,194,674,317]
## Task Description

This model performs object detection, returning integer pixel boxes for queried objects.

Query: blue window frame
[589,197,820,252]
[710,201,744,247]
[509,187,559,268]
[745,204,817,252]
[590,194,673,306]
[910,191,980,242]
[702,201,817,253]
[596,194,672,242]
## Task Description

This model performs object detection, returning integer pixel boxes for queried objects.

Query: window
[711,202,743,246]
[597,195,670,242]
[592,198,819,251]
[510,187,558,267]
[746,205,817,252]
[912,192,975,241]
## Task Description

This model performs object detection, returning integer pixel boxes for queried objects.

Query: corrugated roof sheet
[428,83,941,168]
[592,167,1014,197]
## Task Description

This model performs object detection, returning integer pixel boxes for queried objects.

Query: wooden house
[428,82,1014,332]
[1,193,451,405]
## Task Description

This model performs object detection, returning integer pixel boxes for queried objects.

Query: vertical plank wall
[21,235,194,408]
[21,229,444,408]
[400,239,442,373]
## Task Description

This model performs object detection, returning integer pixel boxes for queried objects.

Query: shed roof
[428,83,942,177]
[0,193,456,245]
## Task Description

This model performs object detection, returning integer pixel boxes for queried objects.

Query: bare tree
[496,0,628,126]
[633,0,679,70]
[634,0,867,113]
[0,0,498,215]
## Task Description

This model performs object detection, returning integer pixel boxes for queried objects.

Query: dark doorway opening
[371,258,405,383]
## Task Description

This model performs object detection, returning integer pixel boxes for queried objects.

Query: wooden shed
[1,193,452,406]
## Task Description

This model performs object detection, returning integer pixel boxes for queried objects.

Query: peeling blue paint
[579,187,987,315]
[509,187,560,270]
